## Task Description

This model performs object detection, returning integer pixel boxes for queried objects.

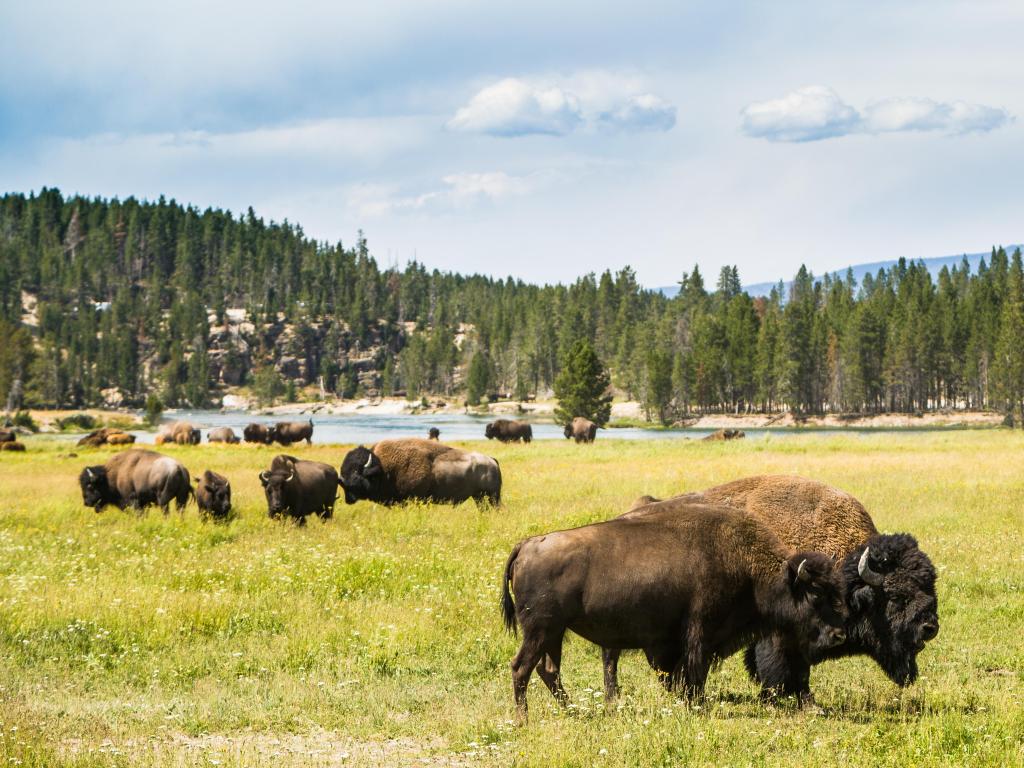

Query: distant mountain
[657,246,1023,299]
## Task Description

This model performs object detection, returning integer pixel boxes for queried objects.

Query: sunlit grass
[0,432,1022,766]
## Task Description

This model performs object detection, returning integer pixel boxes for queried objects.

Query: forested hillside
[1,189,1023,421]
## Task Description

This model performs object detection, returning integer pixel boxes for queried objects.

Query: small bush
[56,413,97,431]
[12,410,38,432]
[144,394,164,426]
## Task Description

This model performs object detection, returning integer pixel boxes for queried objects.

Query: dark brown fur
[78,449,192,514]
[485,419,533,443]
[195,470,232,520]
[271,419,314,446]
[563,416,598,443]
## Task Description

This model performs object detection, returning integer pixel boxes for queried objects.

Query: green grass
[0,432,1022,766]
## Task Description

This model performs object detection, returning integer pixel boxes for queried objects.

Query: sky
[1,0,1021,288]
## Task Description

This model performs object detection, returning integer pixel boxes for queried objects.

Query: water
[111,410,954,445]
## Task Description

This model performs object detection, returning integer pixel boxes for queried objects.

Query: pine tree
[992,250,1024,424]
[466,350,491,406]
[553,339,612,427]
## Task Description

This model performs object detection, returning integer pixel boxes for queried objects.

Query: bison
[621,476,939,705]
[270,419,314,446]
[243,423,273,444]
[1,441,26,452]
[501,500,847,721]
[485,419,533,443]
[0,428,16,443]
[207,426,240,444]
[428,427,441,441]
[195,470,232,520]
[703,428,745,441]
[156,421,200,445]
[259,454,338,524]
[563,416,598,443]
[339,438,501,507]
[76,427,135,447]
[78,449,192,514]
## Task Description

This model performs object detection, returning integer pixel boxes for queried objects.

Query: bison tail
[501,541,522,636]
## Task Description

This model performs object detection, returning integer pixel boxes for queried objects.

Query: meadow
[0,431,1022,767]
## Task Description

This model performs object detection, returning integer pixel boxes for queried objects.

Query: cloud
[742,86,1011,142]
[448,74,676,137]
[354,171,543,217]
[740,86,860,142]
[862,97,1010,135]
[447,79,583,137]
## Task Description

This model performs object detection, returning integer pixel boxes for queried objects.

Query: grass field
[0,431,1022,767]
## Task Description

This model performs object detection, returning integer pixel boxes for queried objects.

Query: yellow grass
[0,431,1022,766]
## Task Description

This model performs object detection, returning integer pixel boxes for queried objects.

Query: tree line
[1,189,1023,423]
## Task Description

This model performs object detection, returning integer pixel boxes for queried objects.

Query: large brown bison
[485,419,533,443]
[155,421,200,446]
[1,441,26,452]
[78,449,192,514]
[195,470,232,520]
[0,428,17,443]
[259,454,338,524]
[563,416,598,443]
[501,500,847,721]
[207,427,240,444]
[76,427,135,447]
[270,419,314,446]
[339,438,501,506]
[243,423,273,444]
[621,476,939,705]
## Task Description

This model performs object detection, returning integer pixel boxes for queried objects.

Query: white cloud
[863,97,1010,135]
[354,171,543,217]
[742,87,1011,142]
[597,93,677,132]
[447,79,583,137]
[740,86,860,142]
[448,74,676,137]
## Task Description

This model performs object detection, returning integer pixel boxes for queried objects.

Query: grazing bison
[78,449,192,514]
[207,427,240,444]
[485,419,533,443]
[622,475,939,705]
[271,419,314,446]
[195,470,232,520]
[339,438,501,506]
[76,427,135,447]
[1,441,26,452]
[259,454,338,524]
[428,427,441,441]
[501,500,847,720]
[243,423,273,444]
[703,428,745,441]
[0,429,15,443]
[563,416,598,444]
[156,421,201,446]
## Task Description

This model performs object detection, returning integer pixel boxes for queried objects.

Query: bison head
[78,466,112,511]
[843,535,939,686]
[784,551,849,661]
[198,470,232,518]
[339,446,383,504]
[563,424,573,439]
[428,427,440,441]
[188,428,201,445]
[259,465,295,517]
[485,423,496,439]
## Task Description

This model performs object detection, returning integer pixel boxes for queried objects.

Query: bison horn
[363,454,374,469]
[858,547,885,587]
[796,558,811,582]
[259,470,269,482]
[285,469,295,482]
[86,467,95,480]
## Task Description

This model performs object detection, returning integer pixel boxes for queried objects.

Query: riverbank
[10,400,1005,433]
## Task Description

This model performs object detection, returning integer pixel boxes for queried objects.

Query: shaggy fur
[270,420,314,446]
[564,416,598,443]
[0,441,26,451]
[502,500,847,720]
[340,438,501,506]
[624,475,939,702]
[259,454,337,524]
[207,427,240,444]
[195,470,232,519]
[485,419,533,443]
[76,427,135,447]
[243,423,273,444]
[78,449,192,514]
[156,421,200,446]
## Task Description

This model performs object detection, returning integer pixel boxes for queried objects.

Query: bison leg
[535,633,569,707]
[602,648,621,701]
[643,645,682,692]
[681,624,711,700]
[510,630,550,723]
[747,635,813,704]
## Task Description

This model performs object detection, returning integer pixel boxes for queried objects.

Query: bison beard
[500,504,848,721]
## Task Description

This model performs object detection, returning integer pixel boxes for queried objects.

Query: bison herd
[67,414,939,723]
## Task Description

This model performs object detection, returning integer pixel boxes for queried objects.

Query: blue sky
[1,0,1020,287]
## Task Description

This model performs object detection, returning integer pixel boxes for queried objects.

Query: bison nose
[829,628,847,646]
[920,622,938,642]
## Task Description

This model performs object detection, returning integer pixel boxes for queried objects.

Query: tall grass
[0,432,1022,766]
